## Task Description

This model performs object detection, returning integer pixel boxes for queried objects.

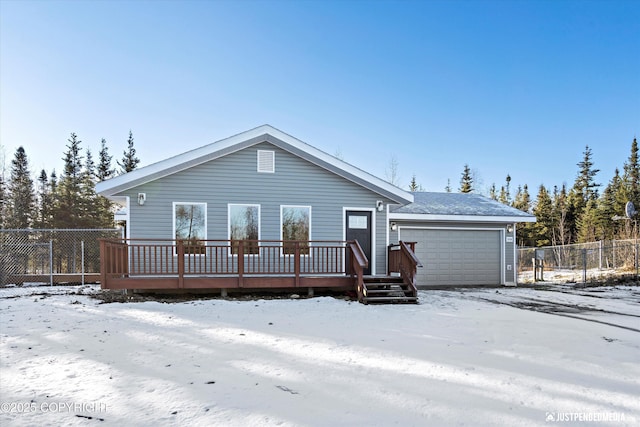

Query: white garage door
[400,228,502,287]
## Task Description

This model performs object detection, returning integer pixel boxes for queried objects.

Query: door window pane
[348,215,368,229]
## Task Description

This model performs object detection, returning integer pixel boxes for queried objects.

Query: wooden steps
[361,276,418,304]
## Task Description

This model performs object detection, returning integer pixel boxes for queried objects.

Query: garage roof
[390,192,536,222]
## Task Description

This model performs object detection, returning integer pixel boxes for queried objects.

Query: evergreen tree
[577,198,600,243]
[512,184,531,212]
[598,169,625,239]
[573,145,601,201]
[118,130,140,174]
[96,138,115,227]
[532,185,553,246]
[78,149,98,227]
[50,170,58,198]
[552,185,571,245]
[459,164,473,193]
[568,145,601,243]
[512,184,533,246]
[55,133,84,228]
[0,173,6,228]
[444,179,452,193]
[622,137,639,209]
[489,183,498,200]
[98,139,115,181]
[48,170,59,223]
[409,174,419,192]
[6,146,35,228]
[498,175,511,205]
[34,169,55,229]
[409,176,417,192]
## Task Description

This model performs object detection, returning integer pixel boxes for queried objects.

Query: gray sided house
[96,125,535,292]
[96,125,412,278]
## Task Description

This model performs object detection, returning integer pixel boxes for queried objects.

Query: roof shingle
[391,192,535,219]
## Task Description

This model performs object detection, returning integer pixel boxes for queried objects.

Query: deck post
[294,242,300,287]
[237,241,244,288]
[99,239,106,289]
[177,240,185,289]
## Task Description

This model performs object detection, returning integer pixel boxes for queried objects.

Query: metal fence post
[599,240,602,270]
[49,239,53,286]
[636,242,640,280]
[582,248,587,284]
[613,240,616,269]
[81,240,85,285]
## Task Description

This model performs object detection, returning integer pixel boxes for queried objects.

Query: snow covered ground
[1,285,639,426]
[518,268,634,284]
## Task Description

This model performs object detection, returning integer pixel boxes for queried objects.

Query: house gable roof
[95,125,413,204]
[390,192,536,223]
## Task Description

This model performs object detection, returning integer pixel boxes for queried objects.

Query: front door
[345,210,372,275]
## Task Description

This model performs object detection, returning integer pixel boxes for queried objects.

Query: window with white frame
[228,204,260,255]
[174,202,206,254]
[281,205,311,255]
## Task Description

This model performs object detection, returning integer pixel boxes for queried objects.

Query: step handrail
[397,241,422,297]
[347,240,368,303]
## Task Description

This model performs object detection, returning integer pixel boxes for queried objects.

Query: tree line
[448,138,639,247]
[1,132,638,248]
[0,131,140,230]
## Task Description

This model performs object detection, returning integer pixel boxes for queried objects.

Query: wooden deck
[99,239,421,303]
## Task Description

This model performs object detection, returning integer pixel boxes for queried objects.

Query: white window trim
[228,203,261,256]
[280,205,312,257]
[172,202,208,255]
[257,150,275,173]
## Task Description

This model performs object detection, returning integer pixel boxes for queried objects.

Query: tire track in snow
[476,297,640,333]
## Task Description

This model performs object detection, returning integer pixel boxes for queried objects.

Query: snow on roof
[390,192,536,222]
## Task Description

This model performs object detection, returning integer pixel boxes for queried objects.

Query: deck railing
[388,241,421,295]
[99,238,363,290]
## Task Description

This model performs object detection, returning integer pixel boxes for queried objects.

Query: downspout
[512,224,517,287]
[385,203,390,275]
[125,196,131,240]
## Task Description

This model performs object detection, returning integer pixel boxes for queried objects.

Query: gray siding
[115,142,395,274]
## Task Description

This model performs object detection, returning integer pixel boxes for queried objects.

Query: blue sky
[1,0,638,195]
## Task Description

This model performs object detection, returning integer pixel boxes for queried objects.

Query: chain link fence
[518,239,639,284]
[0,229,123,287]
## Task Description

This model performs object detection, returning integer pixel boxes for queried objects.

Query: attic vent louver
[257,150,275,173]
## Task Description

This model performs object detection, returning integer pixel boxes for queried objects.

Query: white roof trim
[95,125,413,204]
[389,213,537,223]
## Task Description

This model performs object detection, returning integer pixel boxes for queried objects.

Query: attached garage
[399,228,502,286]
[389,192,536,288]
